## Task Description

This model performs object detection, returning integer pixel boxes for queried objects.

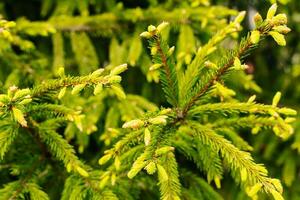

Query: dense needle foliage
[0,0,299,199]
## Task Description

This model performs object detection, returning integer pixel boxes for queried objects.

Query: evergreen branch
[181,121,283,196]
[181,171,223,200]
[179,18,243,106]
[145,24,179,106]
[158,152,181,200]
[31,75,108,98]
[37,129,82,169]
[62,173,118,200]
[30,66,126,98]
[0,154,47,200]
[181,11,289,115]
[210,116,293,139]
[188,102,295,117]
[216,128,253,151]
[173,132,223,183]
[27,104,79,118]
[182,38,253,115]
[25,183,50,200]
[0,122,19,160]
[0,181,23,200]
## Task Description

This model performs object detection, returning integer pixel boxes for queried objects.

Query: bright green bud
[149,63,163,71]
[272,25,291,34]
[74,115,83,132]
[272,14,287,25]
[110,64,128,75]
[251,126,261,134]
[271,190,284,200]
[2,30,12,41]
[233,57,241,68]
[204,61,218,69]
[157,21,169,33]
[99,174,110,189]
[247,95,256,103]
[4,21,16,28]
[111,173,116,186]
[57,67,65,77]
[114,156,121,171]
[145,162,156,175]
[157,164,168,181]
[254,13,263,27]
[167,46,175,57]
[234,11,246,23]
[111,85,126,99]
[151,46,158,55]
[271,178,283,194]
[91,68,104,77]
[285,117,296,123]
[93,83,103,95]
[76,166,89,177]
[155,146,174,156]
[8,85,18,98]
[147,25,156,32]
[127,161,147,179]
[250,30,260,44]
[214,176,221,189]
[13,88,30,100]
[240,168,247,182]
[71,84,86,95]
[144,128,151,146]
[0,94,9,105]
[148,115,167,125]
[66,163,72,173]
[269,31,286,46]
[98,154,112,165]
[108,75,122,83]
[12,107,27,127]
[246,183,262,197]
[278,108,297,116]
[160,108,172,115]
[272,92,281,107]
[19,98,32,105]
[58,87,66,99]
[140,31,152,38]
[267,4,278,20]
[122,119,144,129]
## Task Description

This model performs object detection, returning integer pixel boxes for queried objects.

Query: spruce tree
[0,1,297,200]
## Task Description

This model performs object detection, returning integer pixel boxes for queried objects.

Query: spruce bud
[110,64,128,75]
[267,4,278,20]
[58,87,66,99]
[12,107,27,127]
[148,115,167,125]
[122,119,144,129]
[71,84,86,95]
[157,164,168,181]
[269,31,286,46]
[254,13,263,27]
[140,31,152,38]
[76,166,89,177]
[94,83,103,95]
[144,128,151,146]
[157,21,169,33]
[111,85,126,99]
[250,30,260,44]
[145,162,157,174]
[98,154,112,165]
[147,25,157,32]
